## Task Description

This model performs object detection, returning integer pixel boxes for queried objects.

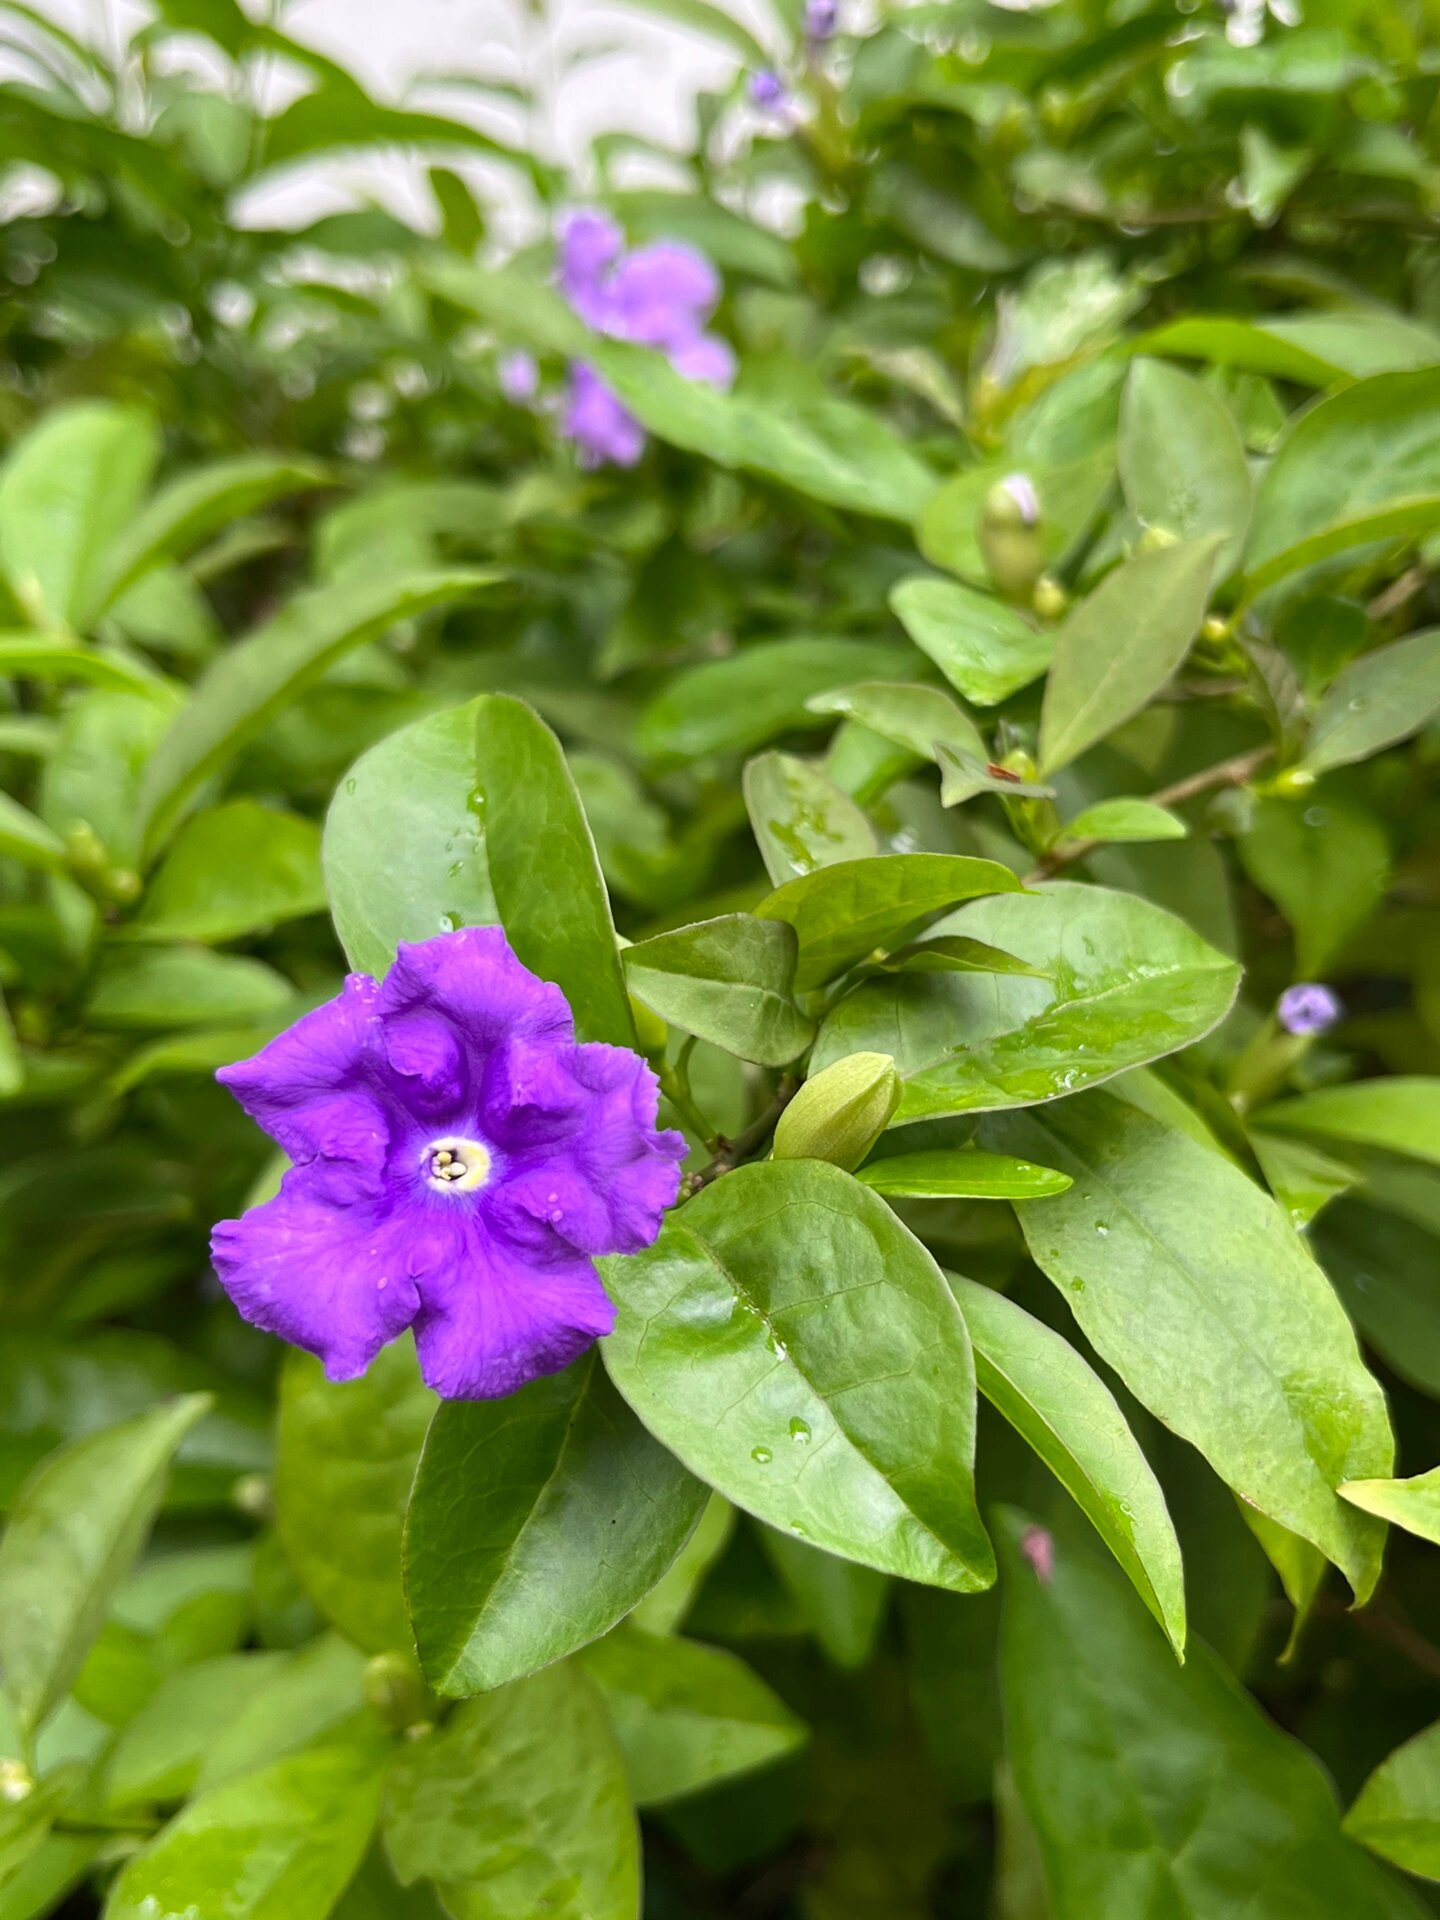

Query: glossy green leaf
[1346,1719,1440,1881]
[1256,1079,1440,1168]
[1118,359,1252,578]
[601,1159,995,1592]
[1056,798,1189,846]
[0,634,165,696]
[325,694,633,1047]
[815,883,1239,1123]
[953,1277,1185,1653]
[1340,1467,1440,1545]
[103,1652,288,1809]
[805,680,988,766]
[1038,538,1220,775]
[403,1350,706,1695]
[1251,1131,1357,1230]
[999,1512,1424,1920]
[1239,795,1388,977]
[137,569,495,856]
[742,750,877,885]
[1301,629,1440,774]
[630,1495,735,1637]
[1244,370,1440,596]
[872,935,1048,978]
[0,1395,209,1735]
[1139,312,1440,384]
[754,853,1021,992]
[986,1093,1392,1599]
[634,638,904,767]
[857,1150,1070,1199]
[194,1635,367,1795]
[275,1345,435,1655]
[0,402,160,630]
[384,1662,640,1920]
[937,746,1055,806]
[578,1624,806,1805]
[84,946,293,1031]
[623,915,814,1066]
[889,576,1052,708]
[105,1730,390,1920]
[127,801,326,944]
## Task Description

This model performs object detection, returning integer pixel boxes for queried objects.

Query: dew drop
[790,1522,808,1538]
[1070,1278,1086,1294]
[1094,1221,1110,1237]
[344,777,358,795]
[788,1417,811,1445]
[438,912,459,932]
[751,1446,773,1465]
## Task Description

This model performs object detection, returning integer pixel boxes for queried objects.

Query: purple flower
[749,68,790,112]
[805,0,837,41]
[554,211,734,468]
[1277,983,1343,1037]
[210,928,685,1400]
[498,350,539,403]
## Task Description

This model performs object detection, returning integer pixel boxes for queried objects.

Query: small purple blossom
[498,350,540,404]
[555,211,734,467]
[804,0,837,41]
[211,928,685,1400]
[1020,1525,1055,1584]
[1000,472,1041,527]
[749,67,790,112]
[1277,983,1343,1037]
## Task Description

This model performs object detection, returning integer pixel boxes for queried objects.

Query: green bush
[3,0,1440,1913]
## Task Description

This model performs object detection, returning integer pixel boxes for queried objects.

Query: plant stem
[689,1079,798,1194]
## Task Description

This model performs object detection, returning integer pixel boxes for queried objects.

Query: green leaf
[1251,1131,1357,1230]
[952,1277,1185,1655]
[754,853,1022,992]
[742,751,877,886]
[403,1351,706,1696]
[0,794,67,877]
[84,946,293,1031]
[757,1528,890,1670]
[1256,1079,1440,1169]
[383,1663,640,1920]
[857,1151,1071,1199]
[1118,360,1252,579]
[578,1624,806,1806]
[103,1652,288,1809]
[1239,795,1388,977]
[1301,630,1440,774]
[630,1494,734,1637]
[937,747,1055,806]
[601,1159,995,1592]
[985,1093,1392,1600]
[194,1635,367,1795]
[1340,1467,1440,1545]
[325,694,633,1047]
[1038,538,1220,775]
[275,1345,435,1655]
[426,259,936,524]
[1056,798,1189,846]
[816,883,1239,1123]
[1244,370,1440,597]
[126,800,327,944]
[90,455,331,617]
[1346,1719,1440,1882]
[998,1511,1424,1920]
[888,577,1052,708]
[105,1730,390,1920]
[1138,311,1440,384]
[136,569,496,857]
[0,402,160,630]
[605,0,769,64]
[634,638,905,767]
[0,1395,210,1735]
[805,680,988,767]
[622,916,814,1066]
[871,936,1049,979]
[0,634,166,697]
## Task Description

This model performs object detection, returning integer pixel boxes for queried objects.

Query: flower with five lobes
[211,927,686,1399]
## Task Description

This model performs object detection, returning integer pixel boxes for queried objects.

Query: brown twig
[688,1079,798,1194]
[1024,744,1274,884]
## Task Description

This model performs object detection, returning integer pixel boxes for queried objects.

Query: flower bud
[1137,523,1180,553]
[773,1052,899,1173]
[1031,574,1068,622]
[979,475,1044,601]
[363,1651,432,1733]
[0,1760,33,1805]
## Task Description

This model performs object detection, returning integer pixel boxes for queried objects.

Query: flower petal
[609,242,720,348]
[378,927,572,1051]
[411,1219,615,1399]
[210,1172,421,1382]
[217,975,389,1184]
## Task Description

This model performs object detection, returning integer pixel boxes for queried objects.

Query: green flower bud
[1136,523,1180,553]
[979,475,1045,601]
[363,1651,432,1733]
[773,1052,900,1173]
[1268,765,1317,797]
[1031,574,1068,622]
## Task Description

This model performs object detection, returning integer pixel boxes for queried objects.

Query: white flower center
[424,1136,492,1194]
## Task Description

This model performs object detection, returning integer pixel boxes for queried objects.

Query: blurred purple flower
[498,350,539,403]
[555,210,734,467]
[805,0,837,41]
[1277,983,1342,1037]
[749,68,790,112]
[211,928,685,1399]
[1000,472,1041,527]
[1020,1525,1055,1584]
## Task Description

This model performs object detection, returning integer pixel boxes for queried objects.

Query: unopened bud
[231,1472,273,1521]
[63,820,108,879]
[1137,523,1180,553]
[773,1052,899,1173]
[1032,574,1068,622]
[363,1651,432,1733]
[1269,766,1316,797]
[1200,614,1231,645]
[0,1760,33,1805]
[979,476,1045,600]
